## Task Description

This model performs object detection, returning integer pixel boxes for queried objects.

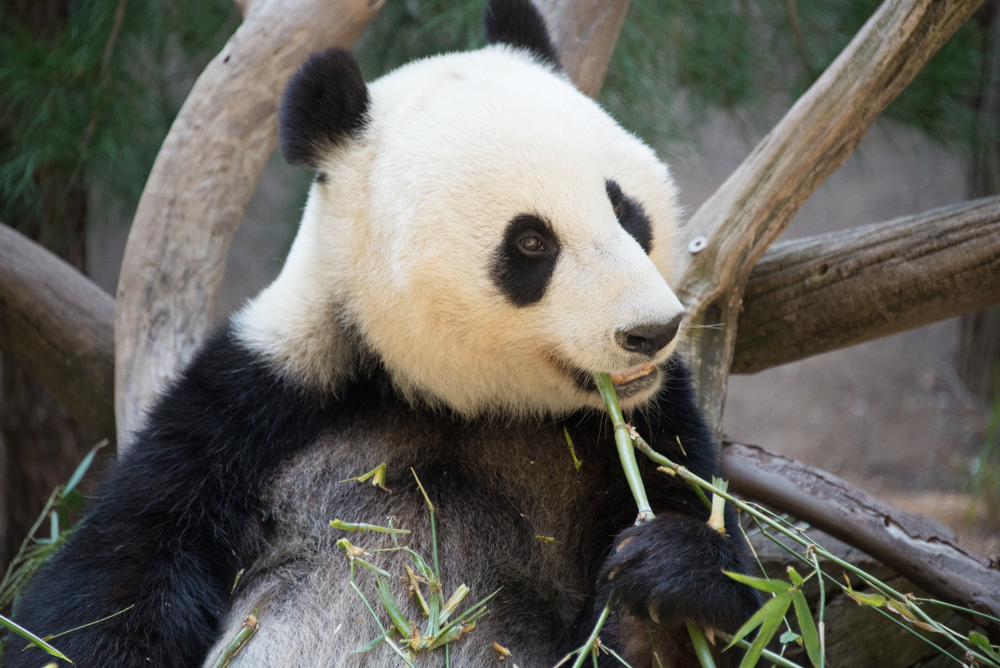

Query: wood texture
[732,196,1000,374]
[113,0,384,449]
[722,440,1000,624]
[676,0,986,430]
[536,0,630,98]
[0,223,115,442]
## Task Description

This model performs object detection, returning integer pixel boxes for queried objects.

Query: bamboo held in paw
[588,373,719,668]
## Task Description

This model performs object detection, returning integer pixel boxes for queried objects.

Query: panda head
[235,0,687,419]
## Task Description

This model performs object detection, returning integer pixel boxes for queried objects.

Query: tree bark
[0,223,116,442]
[536,0,630,98]
[676,0,986,431]
[722,440,1000,625]
[731,196,1000,374]
[113,0,385,450]
[0,184,93,575]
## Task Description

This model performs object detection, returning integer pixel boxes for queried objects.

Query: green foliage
[0,441,106,661]
[353,0,485,78]
[0,0,239,233]
[598,0,987,149]
[2,0,991,245]
[787,0,984,144]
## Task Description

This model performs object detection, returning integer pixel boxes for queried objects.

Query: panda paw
[597,514,761,632]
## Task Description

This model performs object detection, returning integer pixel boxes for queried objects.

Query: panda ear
[483,0,563,71]
[279,47,370,168]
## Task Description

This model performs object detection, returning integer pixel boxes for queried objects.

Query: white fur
[236,45,685,418]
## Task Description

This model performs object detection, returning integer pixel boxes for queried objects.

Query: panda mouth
[608,363,659,398]
[564,361,660,399]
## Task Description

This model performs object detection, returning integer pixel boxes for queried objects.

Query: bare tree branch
[114,0,385,449]
[536,0,630,97]
[0,223,115,442]
[676,0,985,430]
[732,195,1000,374]
[722,440,1000,625]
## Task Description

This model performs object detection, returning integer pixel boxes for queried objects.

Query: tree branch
[114,0,384,449]
[732,195,1000,374]
[536,0,630,98]
[676,0,985,430]
[721,440,1000,625]
[0,223,115,442]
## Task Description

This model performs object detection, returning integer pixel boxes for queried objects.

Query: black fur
[483,0,562,70]
[606,179,653,254]
[599,513,760,631]
[7,332,759,666]
[5,326,350,668]
[279,47,370,168]
[490,213,561,306]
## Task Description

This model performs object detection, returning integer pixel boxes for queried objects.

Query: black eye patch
[606,179,653,254]
[490,214,560,307]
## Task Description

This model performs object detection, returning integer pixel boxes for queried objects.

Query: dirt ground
[86,114,1000,559]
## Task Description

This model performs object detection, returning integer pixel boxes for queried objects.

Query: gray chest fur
[204,402,634,668]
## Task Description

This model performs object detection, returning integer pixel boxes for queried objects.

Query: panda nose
[615,313,685,356]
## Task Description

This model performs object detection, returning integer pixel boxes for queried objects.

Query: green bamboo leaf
[724,593,791,650]
[564,427,583,471]
[779,630,801,645]
[786,567,804,587]
[428,623,463,650]
[438,584,470,624]
[447,587,501,626]
[376,577,412,638]
[791,589,821,667]
[969,632,1000,661]
[62,440,107,498]
[724,570,793,594]
[841,587,886,607]
[405,548,434,582]
[738,597,792,668]
[352,632,389,653]
[0,613,72,663]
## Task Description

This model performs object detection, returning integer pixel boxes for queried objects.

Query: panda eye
[517,234,547,256]
[605,178,653,254]
[491,214,560,306]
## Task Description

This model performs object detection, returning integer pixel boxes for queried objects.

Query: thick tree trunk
[0,223,116,442]
[956,0,1000,397]
[0,174,94,575]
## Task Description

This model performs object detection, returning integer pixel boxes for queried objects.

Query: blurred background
[1,0,998,577]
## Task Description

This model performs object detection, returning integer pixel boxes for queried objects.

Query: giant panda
[8,1,761,666]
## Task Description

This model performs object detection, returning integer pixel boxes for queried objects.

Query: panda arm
[596,357,762,633]
[7,326,333,668]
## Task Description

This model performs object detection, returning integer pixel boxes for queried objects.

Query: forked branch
[677,0,986,428]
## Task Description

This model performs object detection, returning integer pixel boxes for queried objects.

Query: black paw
[597,514,761,632]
